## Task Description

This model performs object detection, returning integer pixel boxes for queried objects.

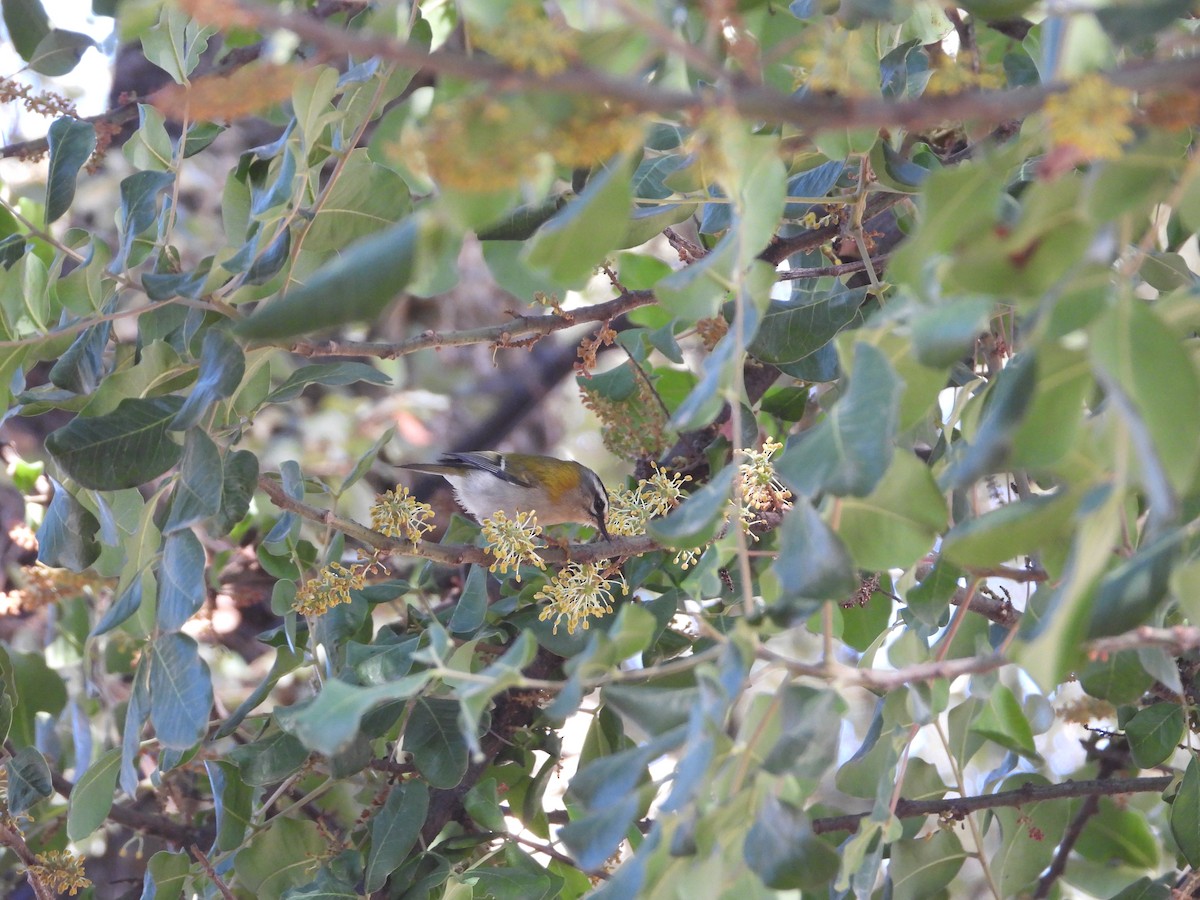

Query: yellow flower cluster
[421,98,540,192]
[480,511,546,581]
[738,439,792,532]
[26,850,90,896]
[924,53,1005,96]
[470,0,577,77]
[371,487,436,544]
[605,466,692,537]
[548,99,644,169]
[1,565,101,615]
[1042,74,1135,162]
[294,562,366,617]
[536,562,629,635]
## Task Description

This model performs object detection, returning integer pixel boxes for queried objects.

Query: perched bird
[400,451,610,541]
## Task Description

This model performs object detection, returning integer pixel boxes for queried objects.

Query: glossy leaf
[1172,755,1200,867]
[524,155,634,286]
[773,500,858,602]
[3,0,50,58]
[237,218,419,339]
[36,478,100,571]
[148,632,213,750]
[1125,703,1184,769]
[277,673,431,757]
[157,529,207,631]
[776,342,901,498]
[743,795,839,890]
[6,746,52,813]
[403,697,468,789]
[67,747,121,841]
[1090,297,1200,496]
[45,117,96,226]
[364,781,430,892]
[164,429,223,532]
[836,452,947,571]
[172,328,246,430]
[29,28,95,75]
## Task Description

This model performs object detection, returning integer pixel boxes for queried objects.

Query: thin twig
[285,290,655,359]
[810,775,1174,836]
[191,845,237,900]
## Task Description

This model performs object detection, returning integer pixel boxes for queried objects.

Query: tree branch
[810,775,1173,836]
[286,290,655,359]
[192,0,1200,137]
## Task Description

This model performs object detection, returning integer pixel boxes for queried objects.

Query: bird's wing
[440,452,532,487]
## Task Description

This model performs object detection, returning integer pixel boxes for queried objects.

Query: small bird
[400,451,610,541]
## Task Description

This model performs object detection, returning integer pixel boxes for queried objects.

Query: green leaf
[226,729,309,786]
[656,234,735,320]
[836,452,947,571]
[206,759,253,853]
[92,572,146,636]
[238,218,419,339]
[3,0,50,59]
[1172,755,1200,867]
[941,491,1076,568]
[991,773,1072,897]
[911,296,992,367]
[743,795,839,890]
[305,150,410,252]
[940,351,1038,490]
[277,673,431,757]
[49,319,110,395]
[172,328,246,429]
[1079,651,1154,705]
[761,685,845,777]
[364,781,430,892]
[67,747,121,841]
[141,5,216,83]
[449,564,488,634]
[970,685,1038,759]
[157,529,207,631]
[148,632,213,750]
[1090,297,1200,496]
[142,850,190,900]
[1076,798,1161,869]
[36,478,100,571]
[6,746,52,813]
[404,697,468,789]
[750,283,869,367]
[890,830,967,900]
[776,342,901,497]
[266,361,391,404]
[772,501,858,602]
[524,155,633,286]
[114,170,175,271]
[46,396,183,490]
[1086,533,1178,638]
[1124,702,1184,769]
[164,429,223,532]
[646,468,733,549]
[29,28,96,75]
[235,818,326,898]
[215,449,259,534]
[45,118,96,226]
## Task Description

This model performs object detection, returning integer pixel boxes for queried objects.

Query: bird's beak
[596,518,610,542]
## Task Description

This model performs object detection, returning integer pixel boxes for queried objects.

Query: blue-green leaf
[172,328,246,430]
[46,396,183,490]
[364,781,430,892]
[164,429,223,532]
[148,632,213,750]
[45,117,96,225]
[36,478,100,571]
[157,529,207,630]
